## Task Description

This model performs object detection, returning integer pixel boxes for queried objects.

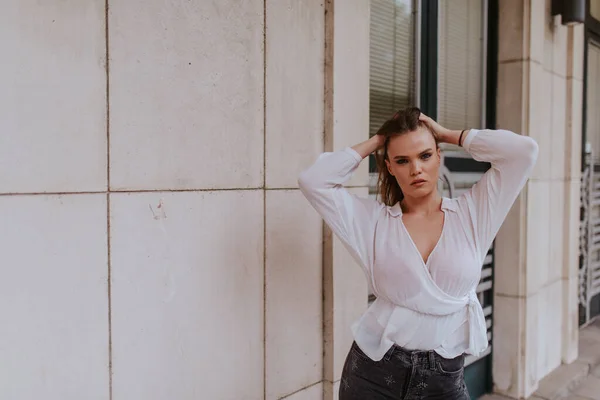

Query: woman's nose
[410,161,422,176]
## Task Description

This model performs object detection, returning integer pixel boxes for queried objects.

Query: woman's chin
[405,185,436,198]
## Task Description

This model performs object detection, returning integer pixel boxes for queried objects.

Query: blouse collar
[387,197,457,217]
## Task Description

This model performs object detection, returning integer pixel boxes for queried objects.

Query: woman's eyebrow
[392,148,433,160]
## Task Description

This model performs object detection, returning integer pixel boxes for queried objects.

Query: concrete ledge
[534,361,590,400]
[481,318,600,400]
[534,318,600,400]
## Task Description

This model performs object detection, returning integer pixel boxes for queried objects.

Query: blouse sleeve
[298,147,384,275]
[460,129,539,261]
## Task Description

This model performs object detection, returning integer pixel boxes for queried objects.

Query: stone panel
[265,0,325,189]
[0,194,109,400]
[0,1,107,193]
[110,190,264,399]
[266,190,323,400]
[109,0,264,190]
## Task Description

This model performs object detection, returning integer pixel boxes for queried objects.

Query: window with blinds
[369,0,417,138]
[592,0,600,21]
[437,0,486,134]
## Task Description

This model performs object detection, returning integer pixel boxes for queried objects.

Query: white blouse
[298,129,538,361]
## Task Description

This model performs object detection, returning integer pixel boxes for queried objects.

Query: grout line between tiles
[278,381,323,399]
[106,192,113,400]
[263,1,267,399]
[0,185,373,197]
[105,1,113,398]
[0,187,271,197]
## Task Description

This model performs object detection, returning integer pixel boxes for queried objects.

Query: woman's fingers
[420,113,440,129]
[418,113,446,139]
[419,113,435,130]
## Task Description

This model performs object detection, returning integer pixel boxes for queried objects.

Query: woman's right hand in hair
[373,133,385,148]
[351,134,385,159]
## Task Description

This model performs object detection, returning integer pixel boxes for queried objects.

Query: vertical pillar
[322,0,371,398]
[493,0,546,397]
[562,23,584,363]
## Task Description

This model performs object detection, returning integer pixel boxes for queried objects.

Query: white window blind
[437,0,485,132]
[369,0,416,137]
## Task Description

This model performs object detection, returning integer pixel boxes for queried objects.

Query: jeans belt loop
[383,345,394,362]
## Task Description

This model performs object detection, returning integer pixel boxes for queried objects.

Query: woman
[298,107,538,400]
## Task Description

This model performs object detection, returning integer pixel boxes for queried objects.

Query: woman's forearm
[462,129,538,167]
[351,135,385,159]
[419,114,467,147]
[438,129,465,146]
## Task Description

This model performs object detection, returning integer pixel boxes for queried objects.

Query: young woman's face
[384,127,441,200]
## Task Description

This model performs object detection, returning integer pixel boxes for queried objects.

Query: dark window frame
[419,0,438,117]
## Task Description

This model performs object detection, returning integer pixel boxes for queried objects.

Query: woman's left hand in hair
[419,113,465,146]
[418,113,450,141]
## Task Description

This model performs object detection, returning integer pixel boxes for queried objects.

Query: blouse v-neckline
[400,209,447,268]
[397,198,448,268]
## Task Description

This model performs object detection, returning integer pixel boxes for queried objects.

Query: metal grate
[580,148,600,323]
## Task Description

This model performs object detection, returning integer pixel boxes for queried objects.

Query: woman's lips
[411,179,427,187]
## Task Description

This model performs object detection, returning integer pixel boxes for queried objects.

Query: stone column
[264,1,327,399]
[493,0,547,397]
[493,0,584,398]
[322,1,371,398]
[562,23,584,365]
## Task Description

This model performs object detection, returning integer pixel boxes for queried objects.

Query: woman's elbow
[297,170,309,191]
[522,136,539,166]
[297,169,317,192]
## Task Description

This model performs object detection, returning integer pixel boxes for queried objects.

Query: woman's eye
[396,159,408,165]
[421,153,432,160]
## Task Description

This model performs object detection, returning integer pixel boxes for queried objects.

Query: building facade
[0,0,599,399]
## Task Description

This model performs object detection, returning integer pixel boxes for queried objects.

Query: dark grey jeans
[339,342,470,400]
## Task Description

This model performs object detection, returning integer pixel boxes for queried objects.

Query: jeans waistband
[382,343,463,370]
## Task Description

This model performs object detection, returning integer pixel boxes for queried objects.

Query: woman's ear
[385,159,394,176]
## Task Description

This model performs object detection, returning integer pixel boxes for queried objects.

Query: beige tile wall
[265,0,325,189]
[536,279,564,378]
[265,1,327,398]
[0,1,109,399]
[1,0,339,399]
[107,1,269,399]
[0,0,107,193]
[0,195,109,400]
[266,191,323,399]
[108,0,265,191]
[110,191,264,399]
[562,23,585,365]
[493,0,584,398]
[322,1,371,398]
[10,1,584,399]
[327,190,370,383]
[283,382,323,400]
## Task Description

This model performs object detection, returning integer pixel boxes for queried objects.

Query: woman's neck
[400,190,442,215]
